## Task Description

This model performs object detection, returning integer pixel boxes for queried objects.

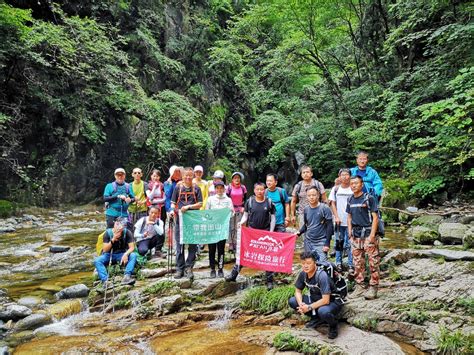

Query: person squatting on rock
[329,168,354,274]
[94,218,137,286]
[128,167,148,231]
[296,187,333,262]
[288,251,342,339]
[290,165,327,232]
[225,182,277,290]
[205,181,233,278]
[171,167,203,280]
[103,168,135,228]
[265,173,290,233]
[347,175,380,300]
[134,206,165,258]
[227,171,247,252]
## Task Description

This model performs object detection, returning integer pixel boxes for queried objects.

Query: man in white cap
[103,168,135,228]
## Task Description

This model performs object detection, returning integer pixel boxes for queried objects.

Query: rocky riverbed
[0,208,473,354]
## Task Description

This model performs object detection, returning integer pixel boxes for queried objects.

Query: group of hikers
[94,151,384,339]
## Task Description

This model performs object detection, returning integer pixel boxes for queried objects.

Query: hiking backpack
[348,193,385,237]
[105,182,131,209]
[316,261,348,304]
[175,183,200,206]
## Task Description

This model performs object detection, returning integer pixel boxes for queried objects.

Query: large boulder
[410,226,440,245]
[152,294,184,315]
[411,215,444,228]
[55,284,89,300]
[463,226,474,249]
[46,299,83,320]
[13,313,52,331]
[17,297,43,308]
[0,304,32,321]
[438,223,468,244]
[49,245,71,253]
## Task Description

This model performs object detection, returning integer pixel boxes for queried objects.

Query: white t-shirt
[328,185,353,226]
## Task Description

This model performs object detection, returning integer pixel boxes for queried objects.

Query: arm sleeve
[369,195,378,213]
[196,186,203,203]
[134,218,145,241]
[103,230,111,243]
[294,272,305,290]
[284,189,290,203]
[324,206,334,246]
[103,184,118,202]
[298,209,307,234]
[125,229,134,243]
[328,187,336,202]
[318,181,326,194]
[270,214,276,232]
[171,186,178,204]
[155,220,164,236]
[318,272,332,295]
[372,170,384,197]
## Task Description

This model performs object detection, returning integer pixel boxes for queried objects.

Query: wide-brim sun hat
[231,172,244,181]
[114,168,126,175]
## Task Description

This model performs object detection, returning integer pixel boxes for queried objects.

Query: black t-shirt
[171,183,203,209]
[346,193,378,228]
[295,269,333,301]
[103,228,134,253]
[244,197,276,230]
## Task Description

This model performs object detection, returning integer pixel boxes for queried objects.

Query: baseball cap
[214,181,225,187]
[194,165,204,172]
[231,172,244,180]
[114,168,126,175]
[213,170,225,179]
[169,165,178,176]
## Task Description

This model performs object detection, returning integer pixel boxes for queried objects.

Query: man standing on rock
[128,167,148,231]
[350,151,383,202]
[265,173,290,232]
[225,182,276,289]
[103,168,135,228]
[288,251,342,338]
[296,187,333,262]
[290,166,327,232]
[94,218,137,286]
[171,167,203,280]
[347,175,380,300]
[329,168,354,274]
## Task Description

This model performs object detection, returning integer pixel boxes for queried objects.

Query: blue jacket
[103,182,135,217]
[164,180,178,213]
[350,166,383,197]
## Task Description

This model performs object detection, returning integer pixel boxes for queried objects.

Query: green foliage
[455,297,474,317]
[352,315,378,331]
[399,310,430,325]
[273,332,341,354]
[435,327,474,355]
[240,285,294,314]
[143,280,176,296]
[388,264,402,281]
[0,200,15,218]
[115,293,132,310]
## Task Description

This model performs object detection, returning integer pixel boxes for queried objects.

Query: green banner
[179,208,231,244]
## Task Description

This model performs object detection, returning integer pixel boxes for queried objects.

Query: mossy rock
[0,200,15,218]
[411,215,444,228]
[411,226,440,245]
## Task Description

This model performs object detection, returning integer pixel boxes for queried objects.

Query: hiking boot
[217,269,224,278]
[266,282,274,291]
[336,264,343,273]
[364,286,378,300]
[328,325,338,339]
[225,269,239,282]
[305,318,325,329]
[210,269,216,278]
[185,268,194,280]
[351,284,366,298]
[174,270,184,279]
[121,274,135,285]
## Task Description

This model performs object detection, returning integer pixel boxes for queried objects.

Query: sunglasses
[133,171,142,175]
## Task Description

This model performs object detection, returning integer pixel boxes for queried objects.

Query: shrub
[273,332,341,354]
[144,280,176,296]
[435,327,473,354]
[240,285,294,314]
[0,200,15,218]
[455,297,474,317]
[400,310,430,324]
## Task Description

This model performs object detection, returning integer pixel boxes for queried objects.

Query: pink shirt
[227,184,247,212]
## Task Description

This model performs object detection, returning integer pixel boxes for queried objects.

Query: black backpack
[348,193,385,237]
[316,261,348,304]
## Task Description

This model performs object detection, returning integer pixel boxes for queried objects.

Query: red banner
[238,226,296,274]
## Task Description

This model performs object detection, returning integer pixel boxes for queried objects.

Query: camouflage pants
[351,237,380,286]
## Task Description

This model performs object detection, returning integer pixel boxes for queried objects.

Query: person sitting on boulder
[94,218,137,286]
[288,251,342,339]
[134,206,165,257]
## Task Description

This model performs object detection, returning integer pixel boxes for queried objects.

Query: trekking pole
[167,216,174,277]
[103,248,113,313]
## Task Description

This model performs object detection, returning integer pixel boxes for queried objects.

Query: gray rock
[14,313,52,331]
[152,294,183,315]
[411,226,439,245]
[459,215,474,225]
[406,207,419,213]
[140,268,169,279]
[0,304,32,321]
[22,214,40,222]
[0,226,15,233]
[423,249,474,261]
[49,245,71,253]
[433,240,443,246]
[17,297,43,308]
[438,223,468,244]
[411,215,444,228]
[463,226,473,248]
[55,284,89,300]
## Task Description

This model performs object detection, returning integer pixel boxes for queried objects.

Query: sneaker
[210,269,216,278]
[225,269,239,282]
[266,282,274,291]
[351,284,366,298]
[336,264,343,273]
[328,325,338,339]
[305,318,325,329]
[174,270,184,279]
[217,269,224,278]
[364,286,378,300]
[185,268,194,280]
[121,274,135,285]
